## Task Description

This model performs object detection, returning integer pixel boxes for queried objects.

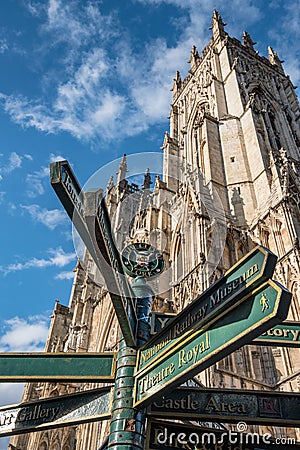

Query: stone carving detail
[104,319,119,351]
[171,70,182,93]
[271,147,300,207]
[188,45,200,69]
[173,261,206,310]
[242,31,257,53]
[49,336,63,353]
[63,323,89,351]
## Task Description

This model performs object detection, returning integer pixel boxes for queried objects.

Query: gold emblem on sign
[260,293,269,312]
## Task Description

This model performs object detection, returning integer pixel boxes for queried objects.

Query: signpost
[148,386,300,427]
[50,160,99,267]
[137,246,277,373]
[0,387,112,437]
[14,159,286,448]
[50,159,160,449]
[150,312,175,335]
[50,160,137,347]
[0,352,116,382]
[152,313,300,348]
[146,419,299,450]
[134,280,291,408]
[84,190,137,347]
[254,321,300,347]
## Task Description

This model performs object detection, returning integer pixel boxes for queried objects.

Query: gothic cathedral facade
[9,10,300,450]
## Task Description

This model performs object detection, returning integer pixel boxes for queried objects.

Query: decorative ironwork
[122,242,165,278]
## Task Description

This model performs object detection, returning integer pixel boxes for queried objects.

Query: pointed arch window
[174,234,183,281]
[268,108,282,150]
[39,443,48,450]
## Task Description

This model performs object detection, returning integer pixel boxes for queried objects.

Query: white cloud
[21,204,67,229]
[267,1,300,87]
[49,153,66,162]
[7,202,17,213]
[0,94,60,134]
[54,62,127,140]
[55,270,75,280]
[1,1,299,144]
[0,247,76,275]
[7,151,22,171]
[0,49,126,141]
[89,91,126,134]
[0,38,8,54]
[0,316,49,352]
[0,383,24,407]
[132,84,170,121]
[44,0,115,47]
[25,153,67,197]
[55,49,108,106]
[0,151,24,178]
[0,314,50,422]
[0,192,5,204]
[25,166,48,197]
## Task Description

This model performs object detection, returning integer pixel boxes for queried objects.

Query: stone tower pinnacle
[116,153,128,184]
[171,70,182,94]
[268,46,284,72]
[142,168,152,190]
[242,31,257,53]
[210,9,227,42]
[188,45,200,73]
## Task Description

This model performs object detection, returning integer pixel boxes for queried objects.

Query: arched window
[268,109,282,150]
[289,281,300,320]
[174,234,183,281]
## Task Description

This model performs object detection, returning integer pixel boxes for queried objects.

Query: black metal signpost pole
[107,278,154,450]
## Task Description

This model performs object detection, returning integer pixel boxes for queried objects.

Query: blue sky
[0,0,299,437]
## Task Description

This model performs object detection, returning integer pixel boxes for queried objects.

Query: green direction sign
[50,160,136,347]
[152,314,300,348]
[148,387,300,427]
[254,321,300,347]
[147,420,300,450]
[0,387,111,437]
[84,190,137,347]
[134,280,291,408]
[0,352,115,382]
[138,246,277,373]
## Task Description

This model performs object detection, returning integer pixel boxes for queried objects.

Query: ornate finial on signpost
[122,242,165,279]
